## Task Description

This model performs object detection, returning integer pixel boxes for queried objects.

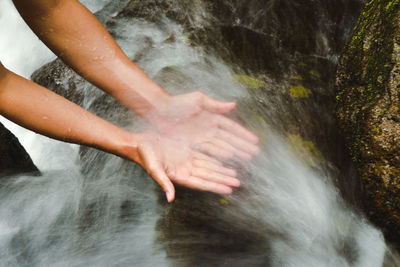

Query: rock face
[32,0,366,264]
[0,122,39,177]
[336,0,400,243]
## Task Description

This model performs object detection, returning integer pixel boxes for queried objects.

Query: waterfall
[0,0,399,266]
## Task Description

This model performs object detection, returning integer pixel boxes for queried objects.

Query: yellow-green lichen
[252,114,268,126]
[163,34,175,43]
[287,134,325,166]
[309,70,321,79]
[183,33,192,42]
[248,114,269,148]
[233,74,264,89]
[289,85,312,98]
[291,75,304,80]
[219,198,229,205]
[297,61,307,67]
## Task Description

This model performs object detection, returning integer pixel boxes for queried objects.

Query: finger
[210,138,253,161]
[216,129,260,155]
[195,142,234,161]
[201,94,237,114]
[192,167,240,187]
[138,146,175,202]
[217,115,259,144]
[175,175,233,195]
[193,158,237,177]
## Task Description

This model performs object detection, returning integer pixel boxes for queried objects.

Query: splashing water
[1,0,400,266]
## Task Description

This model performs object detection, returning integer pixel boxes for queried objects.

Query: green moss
[336,0,399,163]
[233,74,264,89]
[380,107,389,116]
[161,65,178,71]
[336,90,345,102]
[289,85,312,98]
[386,0,399,10]
[183,33,192,42]
[163,34,175,43]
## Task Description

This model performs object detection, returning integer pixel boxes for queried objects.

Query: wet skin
[0,0,259,202]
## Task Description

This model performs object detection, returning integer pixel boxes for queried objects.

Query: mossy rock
[335,0,400,244]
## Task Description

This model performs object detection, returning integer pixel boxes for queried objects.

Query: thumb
[139,146,176,202]
[149,163,176,202]
[201,95,236,114]
[149,163,175,202]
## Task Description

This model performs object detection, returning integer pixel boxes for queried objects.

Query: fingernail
[222,187,233,195]
[253,136,260,144]
[166,191,172,202]
[234,179,241,187]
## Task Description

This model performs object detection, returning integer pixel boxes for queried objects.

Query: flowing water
[1,0,400,266]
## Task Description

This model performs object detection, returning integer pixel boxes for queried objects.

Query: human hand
[131,131,241,202]
[146,91,260,163]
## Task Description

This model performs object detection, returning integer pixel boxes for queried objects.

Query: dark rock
[117,0,200,30]
[31,0,367,263]
[336,0,400,245]
[31,59,89,106]
[157,187,272,266]
[0,122,39,177]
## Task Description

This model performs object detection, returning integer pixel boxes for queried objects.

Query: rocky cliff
[336,0,400,244]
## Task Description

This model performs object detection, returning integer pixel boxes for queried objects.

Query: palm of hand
[139,91,259,202]
[136,131,240,202]
[150,92,259,161]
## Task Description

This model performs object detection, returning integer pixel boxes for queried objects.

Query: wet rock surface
[0,122,39,177]
[30,0,375,264]
[336,0,400,245]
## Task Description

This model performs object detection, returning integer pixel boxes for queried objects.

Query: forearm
[12,0,169,119]
[0,65,139,161]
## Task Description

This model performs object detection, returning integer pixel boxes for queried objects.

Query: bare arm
[0,63,177,199]
[0,64,241,202]
[12,0,168,119]
[6,0,258,200]
[11,0,259,160]
[0,63,135,161]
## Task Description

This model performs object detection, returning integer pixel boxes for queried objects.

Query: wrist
[107,58,172,119]
[111,130,141,163]
[141,85,171,117]
[142,90,172,123]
